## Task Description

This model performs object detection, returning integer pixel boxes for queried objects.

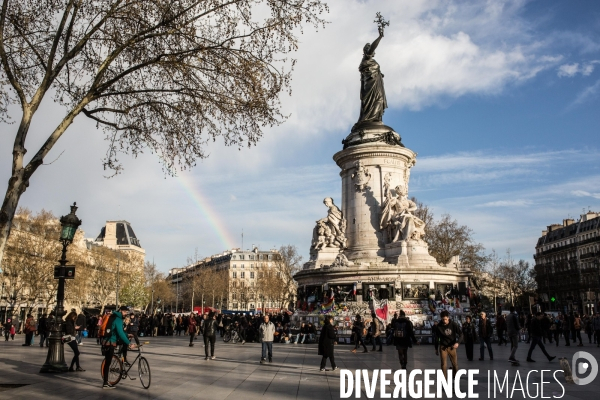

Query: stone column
[333,125,416,263]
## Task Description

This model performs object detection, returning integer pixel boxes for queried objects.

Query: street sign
[54,265,76,279]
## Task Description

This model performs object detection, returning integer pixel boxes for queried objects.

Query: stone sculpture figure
[380,184,426,243]
[331,252,353,268]
[354,15,388,128]
[352,160,371,191]
[311,197,348,249]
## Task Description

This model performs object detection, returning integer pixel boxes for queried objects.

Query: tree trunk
[0,169,28,268]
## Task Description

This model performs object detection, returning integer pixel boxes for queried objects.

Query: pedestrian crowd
[3,307,600,390]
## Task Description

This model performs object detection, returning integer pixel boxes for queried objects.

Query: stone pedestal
[333,121,415,263]
[303,247,341,270]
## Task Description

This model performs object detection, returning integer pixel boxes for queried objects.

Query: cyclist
[102,306,136,390]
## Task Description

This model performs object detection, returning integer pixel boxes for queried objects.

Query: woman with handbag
[65,311,85,372]
[319,315,338,371]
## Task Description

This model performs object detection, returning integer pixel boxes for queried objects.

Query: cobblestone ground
[1,334,599,399]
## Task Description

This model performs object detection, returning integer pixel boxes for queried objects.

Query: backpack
[394,321,408,338]
[98,314,117,341]
[574,318,581,330]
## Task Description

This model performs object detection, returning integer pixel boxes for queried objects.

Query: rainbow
[175,172,238,250]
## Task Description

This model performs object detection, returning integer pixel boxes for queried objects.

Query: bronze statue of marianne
[355,13,389,128]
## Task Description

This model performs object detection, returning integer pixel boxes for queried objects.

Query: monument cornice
[333,145,417,168]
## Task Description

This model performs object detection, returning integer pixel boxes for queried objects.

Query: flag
[372,299,388,323]
[320,298,335,314]
[352,283,357,296]
[428,298,437,313]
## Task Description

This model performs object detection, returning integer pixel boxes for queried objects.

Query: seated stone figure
[380,185,425,243]
[311,197,348,250]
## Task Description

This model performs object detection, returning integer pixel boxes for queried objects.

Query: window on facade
[232,255,236,259]
[241,272,245,278]
[249,255,254,260]
[233,264,237,268]
[239,255,244,260]
[241,264,245,269]
[250,264,254,269]
[268,255,272,260]
[232,272,237,278]
[250,272,254,279]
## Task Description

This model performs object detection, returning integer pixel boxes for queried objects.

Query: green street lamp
[40,203,82,373]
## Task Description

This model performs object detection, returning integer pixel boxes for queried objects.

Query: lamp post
[40,202,81,373]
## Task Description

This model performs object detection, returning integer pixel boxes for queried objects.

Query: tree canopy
[0,0,328,267]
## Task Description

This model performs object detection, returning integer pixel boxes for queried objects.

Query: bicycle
[223,326,241,343]
[100,344,151,389]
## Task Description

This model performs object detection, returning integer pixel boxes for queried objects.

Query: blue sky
[1,0,599,272]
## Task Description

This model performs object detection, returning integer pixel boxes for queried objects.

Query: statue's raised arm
[365,27,384,57]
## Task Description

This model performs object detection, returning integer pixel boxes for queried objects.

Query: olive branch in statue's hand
[375,12,390,36]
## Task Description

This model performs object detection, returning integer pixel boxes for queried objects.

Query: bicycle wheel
[223,332,231,342]
[100,355,123,385]
[138,357,151,389]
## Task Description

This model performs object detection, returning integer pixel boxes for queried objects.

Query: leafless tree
[0,0,328,267]
[426,213,488,271]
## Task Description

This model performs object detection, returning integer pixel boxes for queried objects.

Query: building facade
[168,247,285,313]
[534,211,600,314]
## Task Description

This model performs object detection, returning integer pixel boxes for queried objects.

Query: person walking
[65,311,85,372]
[318,315,338,371]
[127,313,141,346]
[562,313,571,346]
[370,313,383,352]
[435,310,462,379]
[38,313,48,347]
[432,321,439,356]
[203,312,217,360]
[573,313,583,346]
[3,318,13,341]
[496,314,507,346]
[188,313,197,347]
[394,310,418,369]
[102,306,135,390]
[506,306,521,363]
[22,314,36,347]
[351,315,368,353]
[462,315,476,361]
[593,312,600,347]
[550,315,560,346]
[75,310,86,345]
[478,312,494,361]
[526,312,556,363]
[259,314,275,364]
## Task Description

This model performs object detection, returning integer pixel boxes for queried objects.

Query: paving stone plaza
[1,335,599,399]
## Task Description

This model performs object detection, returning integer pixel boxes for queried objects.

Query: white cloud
[557,63,580,77]
[567,79,600,109]
[572,190,600,200]
[476,200,533,207]
[557,60,599,77]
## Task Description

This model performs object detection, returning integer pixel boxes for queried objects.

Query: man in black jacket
[38,314,48,347]
[527,312,556,363]
[351,315,368,353]
[203,312,218,360]
[478,312,494,361]
[436,310,462,378]
[393,311,418,369]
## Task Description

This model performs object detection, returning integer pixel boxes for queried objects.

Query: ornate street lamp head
[59,202,82,243]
